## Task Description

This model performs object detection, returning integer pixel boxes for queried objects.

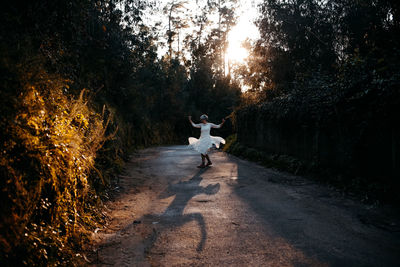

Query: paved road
[91,146,400,266]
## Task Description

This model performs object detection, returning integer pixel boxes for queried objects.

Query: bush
[224,135,306,174]
[0,66,109,265]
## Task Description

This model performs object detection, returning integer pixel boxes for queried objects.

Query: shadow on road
[121,167,220,255]
[92,147,400,266]
[232,157,400,266]
[157,167,220,251]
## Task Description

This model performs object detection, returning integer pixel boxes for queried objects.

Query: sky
[226,0,261,62]
[142,0,262,60]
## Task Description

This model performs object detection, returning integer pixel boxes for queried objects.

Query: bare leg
[198,154,206,168]
[205,154,212,166]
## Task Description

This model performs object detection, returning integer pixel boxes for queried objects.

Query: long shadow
[120,168,220,254]
[156,168,220,251]
[232,157,400,266]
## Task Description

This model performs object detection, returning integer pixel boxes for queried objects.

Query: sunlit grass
[0,67,110,265]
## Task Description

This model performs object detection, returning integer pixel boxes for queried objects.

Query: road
[90,146,400,266]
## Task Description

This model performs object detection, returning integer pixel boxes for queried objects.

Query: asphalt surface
[90,146,400,267]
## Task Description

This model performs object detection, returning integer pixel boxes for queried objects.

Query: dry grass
[0,68,110,265]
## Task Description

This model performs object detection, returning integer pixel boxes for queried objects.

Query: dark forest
[1,0,399,265]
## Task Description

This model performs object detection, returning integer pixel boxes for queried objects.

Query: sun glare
[226,23,249,63]
[226,41,248,63]
[225,4,260,65]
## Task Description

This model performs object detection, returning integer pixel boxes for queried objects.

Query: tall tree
[163,1,189,60]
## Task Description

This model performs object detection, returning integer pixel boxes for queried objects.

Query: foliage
[0,0,153,264]
[224,135,392,203]
[233,0,400,202]
[0,63,109,265]
[240,0,400,98]
[224,135,305,174]
[0,0,242,264]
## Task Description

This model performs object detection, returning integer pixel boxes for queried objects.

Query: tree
[163,1,189,60]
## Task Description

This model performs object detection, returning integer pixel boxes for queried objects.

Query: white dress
[188,122,225,154]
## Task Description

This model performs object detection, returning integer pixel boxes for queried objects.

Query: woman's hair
[200,114,208,121]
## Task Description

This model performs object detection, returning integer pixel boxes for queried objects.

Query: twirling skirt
[188,135,225,154]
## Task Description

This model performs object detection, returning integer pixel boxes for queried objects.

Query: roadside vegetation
[0,0,240,264]
[1,0,399,264]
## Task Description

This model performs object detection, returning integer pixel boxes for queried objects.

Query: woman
[188,114,226,168]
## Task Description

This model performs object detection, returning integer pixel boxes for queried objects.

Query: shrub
[0,67,109,265]
[222,134,237,152]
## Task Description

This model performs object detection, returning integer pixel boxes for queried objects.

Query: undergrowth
[0,66,113,265]
[223,134,391,204]
[224,134,306,174]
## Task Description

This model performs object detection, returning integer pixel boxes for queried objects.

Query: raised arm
[210,118,226,128]
[188,116,201,128]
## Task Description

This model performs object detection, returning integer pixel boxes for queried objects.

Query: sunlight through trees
[1,0,399,265]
